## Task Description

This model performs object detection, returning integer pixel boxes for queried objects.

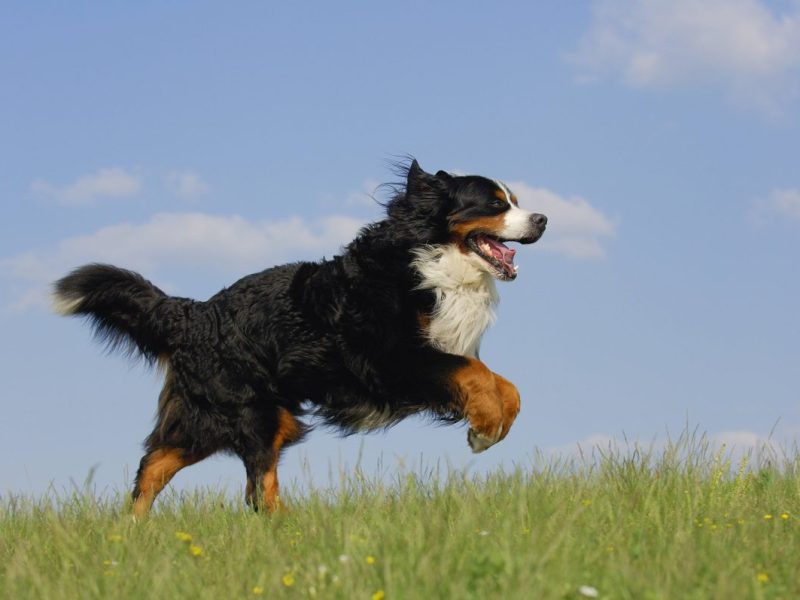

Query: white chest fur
[412,245,499,358]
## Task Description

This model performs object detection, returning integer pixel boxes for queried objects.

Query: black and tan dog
[53,160,547,515]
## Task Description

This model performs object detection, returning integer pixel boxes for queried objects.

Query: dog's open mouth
[467,233,519,281]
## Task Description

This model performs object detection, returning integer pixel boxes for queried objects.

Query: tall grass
[2,432,798,599]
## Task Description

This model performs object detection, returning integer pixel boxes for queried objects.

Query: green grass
[2,435,799,599]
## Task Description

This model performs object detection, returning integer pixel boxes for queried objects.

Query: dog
[53,160,547,515]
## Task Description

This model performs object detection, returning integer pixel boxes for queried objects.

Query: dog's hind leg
[243,408,303,513]
[132,447,211,517]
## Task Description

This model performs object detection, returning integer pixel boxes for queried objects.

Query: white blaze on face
[493,179,512,204]
[493,180,535,240]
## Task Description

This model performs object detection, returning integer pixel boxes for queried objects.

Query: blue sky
[2,1,799,496]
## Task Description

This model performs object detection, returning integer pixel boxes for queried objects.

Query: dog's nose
[531,213,547,227]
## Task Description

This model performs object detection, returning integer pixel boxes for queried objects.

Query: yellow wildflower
[780,512,790,520]
[252,586,264,595]
[581,499,592,507]
[282,573,295,587]
[366,555,376,565]
[763,514,773,521]
[175,531,192,542]
[756,572,769,583]
[188,545,203,557]
[372,591,386,600]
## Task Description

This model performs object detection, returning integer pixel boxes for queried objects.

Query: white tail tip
[51,292,83,316]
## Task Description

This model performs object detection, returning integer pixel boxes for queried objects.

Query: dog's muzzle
[518,213,547,244]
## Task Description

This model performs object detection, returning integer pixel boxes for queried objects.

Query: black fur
[54,160,546,510]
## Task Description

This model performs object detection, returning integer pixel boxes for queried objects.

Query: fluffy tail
[53,264,186,363]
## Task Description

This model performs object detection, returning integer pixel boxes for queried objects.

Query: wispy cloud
[166,170,211,199]
[31,167,142,206]
[751,187,800,225]
[509,182,616,259]
[1,212,365,312]
[570,0,800,112]
[764,188,800,221]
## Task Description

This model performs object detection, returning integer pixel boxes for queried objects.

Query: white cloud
[570,0,800,110]
[707,430,786,464]
[764,188,800,221]
[31,167,142,206]
[1,212,365,311]
[166,170,210,199]
[751,187,800,225]
[509,182,616,259]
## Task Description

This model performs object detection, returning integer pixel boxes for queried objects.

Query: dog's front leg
[449,358,521,452]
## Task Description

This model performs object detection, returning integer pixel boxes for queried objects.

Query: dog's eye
[491,198,507,209]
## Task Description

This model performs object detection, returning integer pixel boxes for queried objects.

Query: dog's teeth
[514,265,519,272]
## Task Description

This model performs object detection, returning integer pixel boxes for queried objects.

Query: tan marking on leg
[262,470,280,512]
[132,448,206,517]
[261,409,302,512]
[450,359,504,452]
[493,372,521,441]
[450,361,523,451]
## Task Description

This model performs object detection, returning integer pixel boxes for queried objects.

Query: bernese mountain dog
[53,160,547,515]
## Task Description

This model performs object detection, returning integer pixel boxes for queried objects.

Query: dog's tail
[53,263,191,363]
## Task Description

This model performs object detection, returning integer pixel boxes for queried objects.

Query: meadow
[2,434,798,600]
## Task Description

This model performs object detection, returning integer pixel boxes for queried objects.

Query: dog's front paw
[467,425,503,453]
[464,391,503,453]
[465,374,521,452]
[494,374,521,442]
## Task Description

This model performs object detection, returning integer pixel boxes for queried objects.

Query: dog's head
[389,160,547,281]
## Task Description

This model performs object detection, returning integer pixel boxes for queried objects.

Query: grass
[2,434,799,599]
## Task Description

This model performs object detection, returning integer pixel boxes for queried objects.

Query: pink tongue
[486,237,516,268]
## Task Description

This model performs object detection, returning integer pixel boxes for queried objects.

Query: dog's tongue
[485,237,516,275]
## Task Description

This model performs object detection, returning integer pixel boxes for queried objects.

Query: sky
[1,0,799,497]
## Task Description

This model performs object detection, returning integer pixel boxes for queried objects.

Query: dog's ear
[407,159,429,184]
[435,170,454,185]
[406,160,447,197]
